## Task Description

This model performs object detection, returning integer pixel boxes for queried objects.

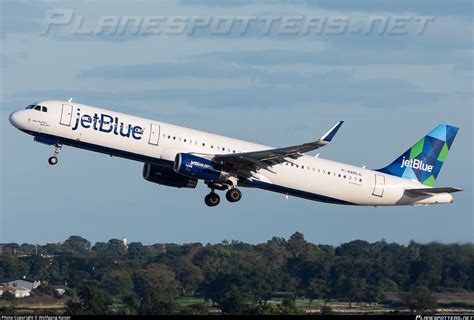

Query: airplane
[9,100,462,207]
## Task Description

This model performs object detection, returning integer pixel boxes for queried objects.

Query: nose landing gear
[48,144,62,165]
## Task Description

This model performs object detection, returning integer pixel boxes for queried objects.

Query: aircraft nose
[9,111,22,129]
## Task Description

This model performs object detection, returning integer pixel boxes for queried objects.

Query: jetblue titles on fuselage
[71,109,143,140]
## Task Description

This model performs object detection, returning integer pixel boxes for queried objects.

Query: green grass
[176,297,206,307]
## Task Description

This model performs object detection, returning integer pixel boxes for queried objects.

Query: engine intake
[174,153,229,182]
[143,163,197,188]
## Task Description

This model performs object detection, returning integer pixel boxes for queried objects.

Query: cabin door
[148,123,160,145]
[372,174,385,197]
[60,104,73,126]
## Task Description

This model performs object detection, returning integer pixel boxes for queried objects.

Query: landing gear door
[60,104,73,126]
[372,174,385,197]
[148,123,160,146]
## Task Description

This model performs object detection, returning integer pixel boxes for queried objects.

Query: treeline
[0,233,473,314]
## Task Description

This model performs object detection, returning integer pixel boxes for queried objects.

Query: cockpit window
[34,105,41,111]
[42,106,47,112]
[26,105,35,109]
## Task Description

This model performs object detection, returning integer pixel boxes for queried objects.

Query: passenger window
[42,106,48,112]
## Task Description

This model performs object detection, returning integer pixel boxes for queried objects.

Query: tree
[334,277,367,307]
[219,291,254,315]
[134,264,179,314]
[64,236,91,253]
[287,232,308,258]
[306,278,329,306]
[402,286,437,312]
[174,258,204,296]
[66,283,113,315]
[139,288,178,315]
[127,242,151,260]
[101,269,134,297]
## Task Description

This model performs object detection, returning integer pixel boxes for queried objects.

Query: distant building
[0,278,40,291]
[52,285,68,296]
[0,286,31,298]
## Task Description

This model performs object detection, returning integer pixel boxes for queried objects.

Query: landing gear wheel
[205,192,220,207]
[48,143,62,166]
[226,188,242,203]
[48,156,58,165]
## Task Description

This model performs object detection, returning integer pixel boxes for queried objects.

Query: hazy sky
[1,0,472,245]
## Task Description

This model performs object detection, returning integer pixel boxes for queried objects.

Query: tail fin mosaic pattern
[377,124,459,186]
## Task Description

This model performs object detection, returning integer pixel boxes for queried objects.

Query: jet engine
[143,163,197,188]
[174,153,229,182]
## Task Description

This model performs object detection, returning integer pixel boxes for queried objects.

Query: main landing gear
[204,187,243,207]
[48,143,62,165]
[204,192,220,207]
[226,188,242,203]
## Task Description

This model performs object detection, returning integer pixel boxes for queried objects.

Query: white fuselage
[9,100,454,206]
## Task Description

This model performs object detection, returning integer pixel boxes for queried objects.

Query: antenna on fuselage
[68,97,73,102]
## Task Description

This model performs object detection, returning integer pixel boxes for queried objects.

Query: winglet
[320,121,344,142]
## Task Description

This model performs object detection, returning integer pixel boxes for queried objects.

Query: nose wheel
[48,156,58,165]
[48,143,62,166]
[204,192,220,207]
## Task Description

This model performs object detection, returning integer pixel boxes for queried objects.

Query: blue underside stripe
[27,131,356,205]
[240,179,355,205]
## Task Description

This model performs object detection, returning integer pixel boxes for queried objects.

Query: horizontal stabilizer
[404,187,462,197]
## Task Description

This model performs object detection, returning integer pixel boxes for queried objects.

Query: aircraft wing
[404,187,463,197]
[212,121,344,173]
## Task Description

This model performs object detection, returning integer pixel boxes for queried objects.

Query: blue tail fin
[377,124,459,186]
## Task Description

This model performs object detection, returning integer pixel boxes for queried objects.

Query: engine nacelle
[143,163,197,188]
[174,153,229,182]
